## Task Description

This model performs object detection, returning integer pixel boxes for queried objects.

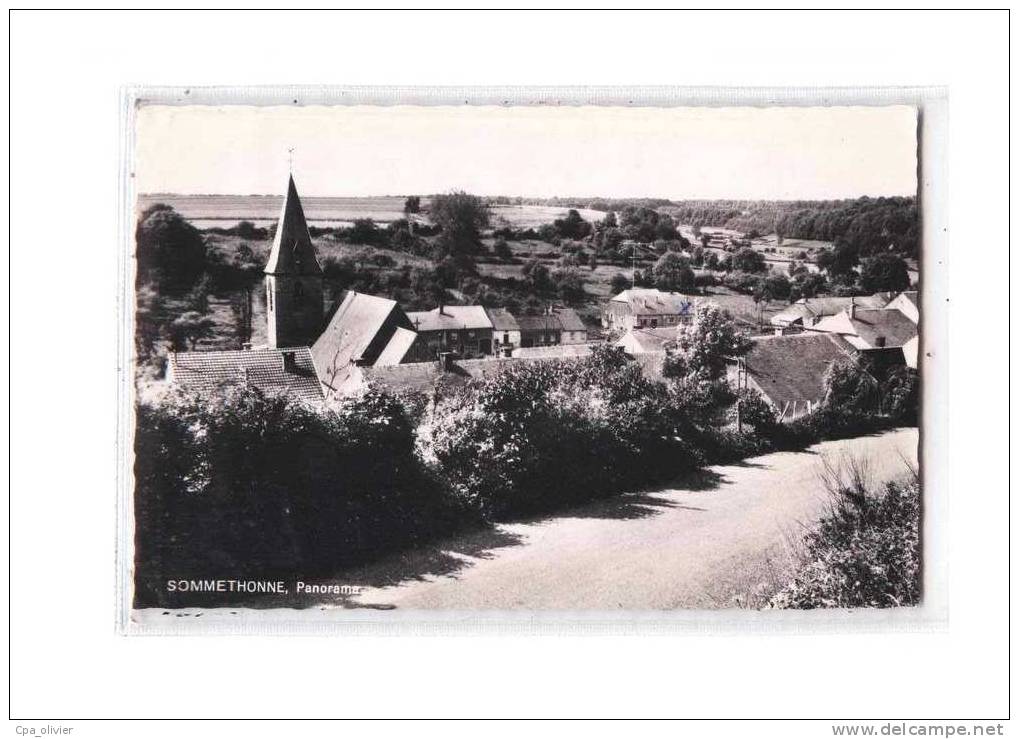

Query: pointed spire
[264,175,322,276]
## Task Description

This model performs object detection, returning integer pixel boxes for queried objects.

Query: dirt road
[345,428,919,610]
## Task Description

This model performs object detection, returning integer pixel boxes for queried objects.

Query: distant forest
[495,195,919,258]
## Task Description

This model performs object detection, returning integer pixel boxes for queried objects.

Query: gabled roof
[515,314,563,332]
[611,288,695,316]
[374,327,418,367]
[312,291,413,391]
[407,305,493,332]
[615,326,680,354]
[742,334,853,409]
[168,347,324,403]
[555,308,587,332]
[486,307,520,332]
[264,175,323,276]
[810,307,918,350]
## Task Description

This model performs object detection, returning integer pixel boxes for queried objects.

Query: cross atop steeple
[287,147,295,173]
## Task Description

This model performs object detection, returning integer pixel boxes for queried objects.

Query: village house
[728,333,854,422]
[807,303,918,351]
[406,305,495,359]
[602,288,696,332]
[486,307,521,356]
[770,293,892,333]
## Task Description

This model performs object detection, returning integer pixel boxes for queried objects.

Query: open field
[138,194,606,230]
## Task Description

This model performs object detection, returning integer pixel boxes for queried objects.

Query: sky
[135,104,918,201]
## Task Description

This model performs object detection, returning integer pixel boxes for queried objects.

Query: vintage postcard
[122,91,928,631]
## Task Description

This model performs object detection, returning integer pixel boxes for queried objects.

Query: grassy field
[138,194,606,230]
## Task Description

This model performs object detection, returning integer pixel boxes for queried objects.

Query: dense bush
[133,385,460,606]
[771,463,920,609]
[427,347,700,518]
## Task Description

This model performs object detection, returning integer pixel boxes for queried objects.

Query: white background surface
[5,8,1012,732]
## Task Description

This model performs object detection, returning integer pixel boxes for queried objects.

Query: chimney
[439,351,454,371]
[242,342,253,351]
[874,336,886,348]
[282,350,297,373]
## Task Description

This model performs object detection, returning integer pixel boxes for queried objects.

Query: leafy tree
[610,273,632,295]
[730,247,767,273]
[602,211,618,228]
[672,303,752,380]
[493,236,513,261]
[553,209,592,239]
[136,283,164,362]
[348,218,383,245]
[823,357,880,414]
[403,195,421,214]
[652,251,696,291]
[859,253,911,293]
[522,259,552,293]
[816,241,859,281]
[552,267,585,304]
[136,204,208,292]
[430,191,490,274]
[185,274,214,314]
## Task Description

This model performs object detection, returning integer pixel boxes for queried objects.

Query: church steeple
[264,174,322,277]
[264,175,324,348]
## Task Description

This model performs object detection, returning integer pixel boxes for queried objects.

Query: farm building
[770,293,893,333]
[406,305,495,359]
[167,347,325,403]
[556,308,589,344]
[807,304,918,351]
[602,288,696,331]
[486,307,521,356]
[730,334,854,422]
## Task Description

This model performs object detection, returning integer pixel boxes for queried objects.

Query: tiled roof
[616,327,680,354]
[485,307,520,332]
[312,291,412,391]
[515,314,562,332]
[555,308,587,332]
[168,347,324,403]
[264,175,323,276]
[407,305,493,332]
[374,327,418,367]
[810,308,918,350]
[742,334,853,409]
[612,288,696,317]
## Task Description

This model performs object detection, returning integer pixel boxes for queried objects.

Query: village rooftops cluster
[163,174,921,419]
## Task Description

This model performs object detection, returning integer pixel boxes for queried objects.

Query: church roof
[264,175,323,276]
[312,291,414,393]
[167,347,324,403]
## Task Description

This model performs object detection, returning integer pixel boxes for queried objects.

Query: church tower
[264,175,324,348]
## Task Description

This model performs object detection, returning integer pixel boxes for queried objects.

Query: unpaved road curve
[349,428,918,610]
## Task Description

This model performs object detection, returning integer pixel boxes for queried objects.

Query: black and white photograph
[128,101,923,617]
[8,9,1011,732]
